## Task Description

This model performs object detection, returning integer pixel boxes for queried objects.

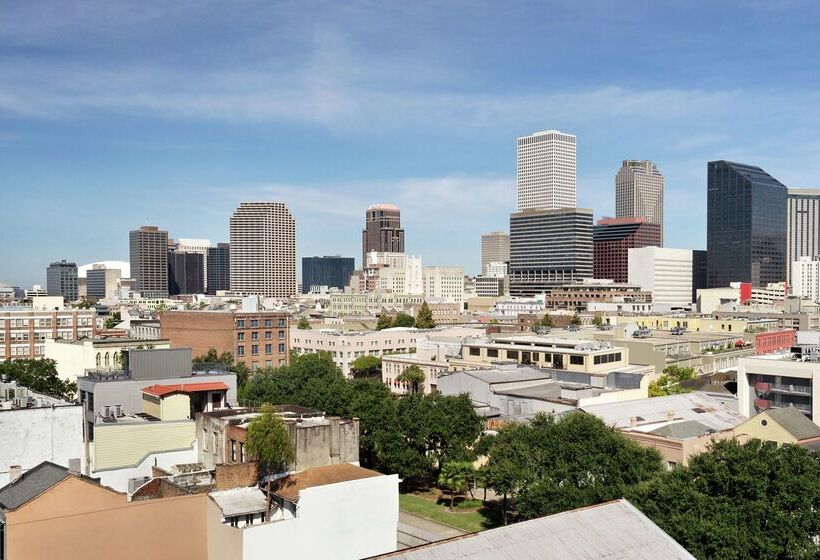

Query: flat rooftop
[210,487,268,517]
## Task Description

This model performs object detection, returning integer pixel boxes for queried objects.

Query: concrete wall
[242,473,399,560]
[0,405,84,486]
[289,418,360,471]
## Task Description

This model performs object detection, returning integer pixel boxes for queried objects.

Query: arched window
[104,352,110,367]
[113,352,120,366]
[96,353,101,367]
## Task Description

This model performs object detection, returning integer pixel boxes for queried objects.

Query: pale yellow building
[735,407,820,447]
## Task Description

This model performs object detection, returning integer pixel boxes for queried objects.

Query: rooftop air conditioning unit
[13,397,29,408]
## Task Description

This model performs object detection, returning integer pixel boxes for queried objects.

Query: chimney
[9,465,22,482]
[666,411,675,422]
[115,404,123,417]
[629,416,638,427]
[103,405,111,418]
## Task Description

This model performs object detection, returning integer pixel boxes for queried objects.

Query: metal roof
[460,366,552,385]
[373,499,694,559]
[648,420,717,440]
[0,462,71,510]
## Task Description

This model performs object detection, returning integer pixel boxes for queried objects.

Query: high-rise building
[706,161,787,288]
[86,266,122,300]
[167,250,205,295]
[206,243,230,294]
[692,250,708,304]
[481,232,510,274]
[509,208,593,296]
[302,256,355,294]
[792,256,820,303]
[516,130,576,211]
[615,160,665,244]
[422,267,465,305]
[175,238,213,291]
[46,260,78,301]
[362,204,404,266]
[129,226,169,298]
[593,217,662,283]
[229,202,297,298]
[787,188,820,284]
[628,247,693,307]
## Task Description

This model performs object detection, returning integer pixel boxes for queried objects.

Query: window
[251,332,258,341]
[264,319,272,327]
[87,421,94,442]
[265,331,272,340]
[278,330,285,339]
[237,346,245,356]
[506,350,518,359]
[231,440,237,462]
[265,344,272,354]
[237,332,245,341]
[569,355,584,365]
[240,442,246,462]
[252,344,259,355]
[278,343,286,353]
[236,319,245,328]
[278,319,286,327]
[251,319,259,328]
[469,347,481,356]
[487,349,498,358]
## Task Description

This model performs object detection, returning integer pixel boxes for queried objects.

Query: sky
[2,0,820,286]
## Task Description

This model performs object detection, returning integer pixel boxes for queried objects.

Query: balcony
[768,383,811,395]
[754,398,771,411]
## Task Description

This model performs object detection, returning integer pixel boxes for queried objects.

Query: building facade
[516,129,576,211]
[615,160,664,244]
[129,226,169,298]
[175,238,213,292]
[509,208,593,296]
[290,328,419,376]
[362,204,404,266]
[206,242,230,294]
[302,256,355,294]
[0,306,95,361]
[422,266,464,305]
[229,202,297,298]
[167,250,205,295]
[706,161,787,288]
[86,266,121,300]
[786,188,820,284]
[628,247,693,307]
[481,231,510,273]
[46,260,78,301]
[593,217,662,283]
[792,256,820,303]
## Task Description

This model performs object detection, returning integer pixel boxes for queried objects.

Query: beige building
[0,304,96,361]
[44,337,171,382]
[129,225,169,298]
[481,231,510,274]
[735,407,820,447]
[328,292,425,316]
[615,160,664,244]
[423,267,465,305]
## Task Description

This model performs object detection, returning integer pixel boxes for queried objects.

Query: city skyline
[4,1,820,286]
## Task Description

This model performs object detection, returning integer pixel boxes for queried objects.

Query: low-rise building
[543,280,651,310]
[735,407,820,447]
[736,352,820,423]
[0,304,95,361]
[44,337,171,382]
[755,329,796,355]
[493,297,545,317]
[328,292,425,316]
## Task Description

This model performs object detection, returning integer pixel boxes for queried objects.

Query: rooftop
[142,381,229,397]
[372,498,694,559]
[271,464,382,503]
[210,486,269,517]
[0,462,95,510]
[764,407,820,441]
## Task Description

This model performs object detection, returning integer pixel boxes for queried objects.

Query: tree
[569,314,582,326]
[376,314,394,330]
[591,314,604,327]
[193,347,250,388]
[103,311,121,330]
[438,461,473,510]
[350,355,382,379]
[648,365,697,397]
[392,312,416,328]
[246,403,295,474]
[397,364,425,394]
[297,316,311,330]
[0,359,77,401]
[415,302,436,329]
[75,298,96,309]
[540,314,554,328]
[630,439,820,560]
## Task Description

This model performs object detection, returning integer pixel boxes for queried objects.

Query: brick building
[593,217,661,282]
[1,305,96,361]
[159,310,289,370]
[754,329,796,355]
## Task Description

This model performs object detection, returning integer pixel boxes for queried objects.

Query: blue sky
[2,0,820,286]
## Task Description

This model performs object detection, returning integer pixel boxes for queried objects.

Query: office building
[706,161,787,288]
[362,204,404,266]
[327,292,425,316]
[615,160,665,244]
[229,202,297,298]
[167,250,205,295]
[422,266,465,304]
[692,249,708,303]
[367,252,424,295]
[86,266,122,300]
[1,304,95,361]
[206,242,230,294]
[46,260,78,301]
[787,188,820,283]
[509,208,593,296]
[736,353,820,422]
[792,256,820,303]
[628,246,693,307]
[593,217,662,282]
[516,129,576,211]
[302,256,355,294]
[129,226,169,298]
[481,231,510,273]
[175,238,213,291]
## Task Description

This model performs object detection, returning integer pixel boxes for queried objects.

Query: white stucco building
[628,246,693,306]
[792,256,820,303]
[423,266,465,305]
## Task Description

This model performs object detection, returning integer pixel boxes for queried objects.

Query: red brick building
[754,330,796,355]
[593,217,662,282]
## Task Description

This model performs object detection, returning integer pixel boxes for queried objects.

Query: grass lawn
[399,493,499,533]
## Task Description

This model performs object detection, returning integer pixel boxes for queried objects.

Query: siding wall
[94,420,196,470]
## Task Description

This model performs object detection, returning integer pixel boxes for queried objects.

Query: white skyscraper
[615,160,665,245]
[787,188,820,284]
[229,202,296,298]
[516,130,577,211]
[628,246,693,306]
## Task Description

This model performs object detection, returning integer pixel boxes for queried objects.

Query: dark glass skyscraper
[167,251,204,295]
[706,161,787,288]
[206,243,230,294]
[302,256,355,293]
[46,260,78,301]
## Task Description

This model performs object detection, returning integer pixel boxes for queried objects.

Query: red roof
[141,382,229,398]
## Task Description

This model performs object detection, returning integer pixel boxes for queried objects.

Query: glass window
[570,355,584,365]
[278,343,286,353]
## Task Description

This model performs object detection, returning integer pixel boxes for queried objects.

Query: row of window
[237,330,286,341]
[236,318,287,328]
[236,343,286,356]
[592,352,622,365]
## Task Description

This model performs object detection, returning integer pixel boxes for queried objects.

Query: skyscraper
[593,217,661,283]
[706,161,787,288]
[362,204,404,266]
[129,226,169,297]
[206,243,230,294]
[509,208,593,296]
[615,160,664,244]
[516,130,576,211]
[46,260,78,301]
[229,202,296,298]
[786,188,820,284]
[176,238,213,291]
[481,231,510,274]
[167,250,205,295]
[302,256,355,293]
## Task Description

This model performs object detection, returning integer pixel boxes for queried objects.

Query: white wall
[629,247,692,306]
[91,447,198,492]
[0,405,84,487]
[242,474,399,560]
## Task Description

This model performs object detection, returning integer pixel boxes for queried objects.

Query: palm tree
[396,365,425,395]
[438,461,472,510]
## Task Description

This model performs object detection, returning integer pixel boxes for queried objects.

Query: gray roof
[766,407,820,441]
[648,420,717,440]
[493,382,562,401]
[461,366,551,385]
[374,499,694,559]
[0,462,71,510]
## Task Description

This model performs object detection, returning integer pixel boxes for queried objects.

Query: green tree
[246,403,295,474]
[376,314,394,330]
[397,364,425,394]
[0,359,77,400]
[591,313,604,327]
[297,316,312,330]
[438,461,473,510]
[569,314,582,326]
[392,312,416,328]
[193,347,249,388]
[350,355,382,379]
[648,365,697,397]
[630,439,820,560]
[415,302,436,329]
[103,311,121,329]
[75,298,96,309]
